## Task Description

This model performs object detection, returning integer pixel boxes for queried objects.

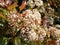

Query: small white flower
[27,0,35,8]
[13,14,17,18]
[25,9,32,15]
[39,35,44,42]
[38,29,46,38]
[6,0,10,4]
[0,2,5,6]
[28,29,38,41]
[35,0,43,7]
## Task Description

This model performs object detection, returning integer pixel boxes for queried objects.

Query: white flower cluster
[21,25,46,42]
[20,9,46,42]
[49,27,60,38]
[7,11,20,26]
[49,27,60,45]
[21,26,38,41]
[27,0,43,8]
[7,11,23,32]
[7,8,46,42]
[38,28,46,42]
[25,9,41,25]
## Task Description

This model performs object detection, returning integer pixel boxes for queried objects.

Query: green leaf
[0,37,8,45]
[15,37,21,45]
[0,8,8,16]
[15,0,18,3]
[30,41,42,45]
